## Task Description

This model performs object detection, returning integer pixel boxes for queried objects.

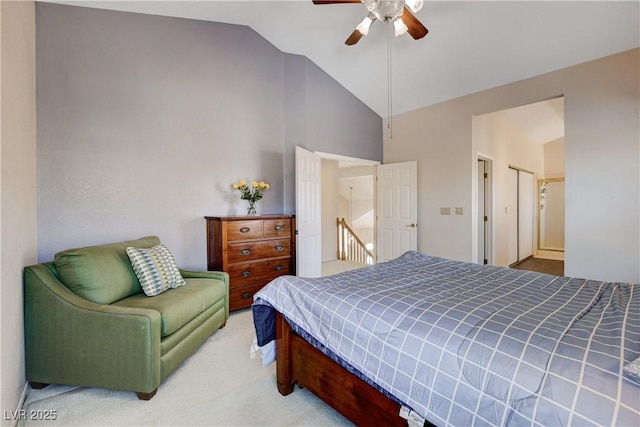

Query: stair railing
[336,218,375,265]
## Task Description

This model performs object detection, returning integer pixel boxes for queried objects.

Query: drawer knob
[241,292,252,299]
[274,225,284,231]
[275,265,284,271]
[241,270,251,277]
[274,245,284,252]
[240,227,251,233]
[240,249,251,256]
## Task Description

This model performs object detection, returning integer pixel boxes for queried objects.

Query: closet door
[507,167,535,265]
[518,170,534,260]
[507,168,519,265]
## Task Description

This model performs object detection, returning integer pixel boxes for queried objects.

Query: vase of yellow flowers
[232,180,269,215]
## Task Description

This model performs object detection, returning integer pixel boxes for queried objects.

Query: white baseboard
[7,383,28,427]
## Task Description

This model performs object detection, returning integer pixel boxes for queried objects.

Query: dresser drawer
[205,215,295,312]
[226,219,263,241]
[228,259,292,286]
[263,219,292,238]
[227,239,291,264]
[229,283,264,311]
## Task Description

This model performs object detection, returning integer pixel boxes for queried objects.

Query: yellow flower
[232,179,269,208]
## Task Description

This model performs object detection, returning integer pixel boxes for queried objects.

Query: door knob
[406,223,417,228]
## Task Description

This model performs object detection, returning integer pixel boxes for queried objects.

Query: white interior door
[295,146,322,277]
[477,160,486,264]
[507,168,519,265]
[518,170,534,260]
[507,167,535,265]
[376,161,418,262]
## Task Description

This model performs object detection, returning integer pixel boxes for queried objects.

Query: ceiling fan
[312,0,429,46]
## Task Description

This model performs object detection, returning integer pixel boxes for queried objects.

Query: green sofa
[23,236,229,400]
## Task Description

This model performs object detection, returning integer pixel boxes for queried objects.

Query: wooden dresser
[205,215,295,311]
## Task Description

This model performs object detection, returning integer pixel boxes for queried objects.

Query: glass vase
[247,201,257,216]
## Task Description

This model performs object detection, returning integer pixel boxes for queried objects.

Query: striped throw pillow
[126,244,186,296]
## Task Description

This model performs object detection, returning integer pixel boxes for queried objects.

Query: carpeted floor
[19,309,352,427]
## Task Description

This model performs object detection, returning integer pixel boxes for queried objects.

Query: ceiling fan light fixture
[405,0,424,13]
[315,0,428,46]
[363,0,379,13]
[373,0,404,22]
[393,18,408,36]
[356,14,374,36]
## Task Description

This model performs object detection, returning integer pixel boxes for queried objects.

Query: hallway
[511,257,564,276]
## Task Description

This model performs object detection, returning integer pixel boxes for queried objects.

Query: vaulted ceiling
[41,1,640,118]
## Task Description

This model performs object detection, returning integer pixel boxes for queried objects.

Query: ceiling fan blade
[312,0,362,4]
[345,29,364,46]
[401,7,428,40]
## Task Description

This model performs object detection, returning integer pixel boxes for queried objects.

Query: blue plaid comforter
[252,251,640,426]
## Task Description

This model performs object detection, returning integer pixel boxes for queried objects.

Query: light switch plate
[455,207,463,215]
[441,207,451,215]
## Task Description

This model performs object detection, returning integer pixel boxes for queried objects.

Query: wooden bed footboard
[275,311,409,426]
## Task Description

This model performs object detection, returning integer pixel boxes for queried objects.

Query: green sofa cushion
[54,236,161,304]
[111,277,227,337]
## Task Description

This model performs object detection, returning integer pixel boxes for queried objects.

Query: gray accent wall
[36,3,382,268]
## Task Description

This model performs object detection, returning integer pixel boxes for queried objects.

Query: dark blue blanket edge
[252,303,275,347]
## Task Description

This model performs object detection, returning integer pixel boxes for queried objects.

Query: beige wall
[544,138,565,179]
[1,0,38,422]
[385,48,639,283]
[321,159,340,262]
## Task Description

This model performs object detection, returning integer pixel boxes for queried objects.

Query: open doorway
[477,157,492,265]
[472,96,565,268]
[321,157,376,275]
[317,152,379,276]
[537,127,565,261]
[538,178,565,257]
[295,148,416,277]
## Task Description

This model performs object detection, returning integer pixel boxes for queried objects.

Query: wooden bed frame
[275,311,434,426]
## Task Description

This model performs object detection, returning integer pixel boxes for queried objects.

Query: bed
[252,251,640,426]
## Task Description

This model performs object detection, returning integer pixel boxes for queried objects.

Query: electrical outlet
[440,207,451,215]
[455,207,463,215]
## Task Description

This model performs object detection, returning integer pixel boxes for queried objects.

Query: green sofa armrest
[180,269,229,319]
[179,269,228,282]
[24,263,163,394]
